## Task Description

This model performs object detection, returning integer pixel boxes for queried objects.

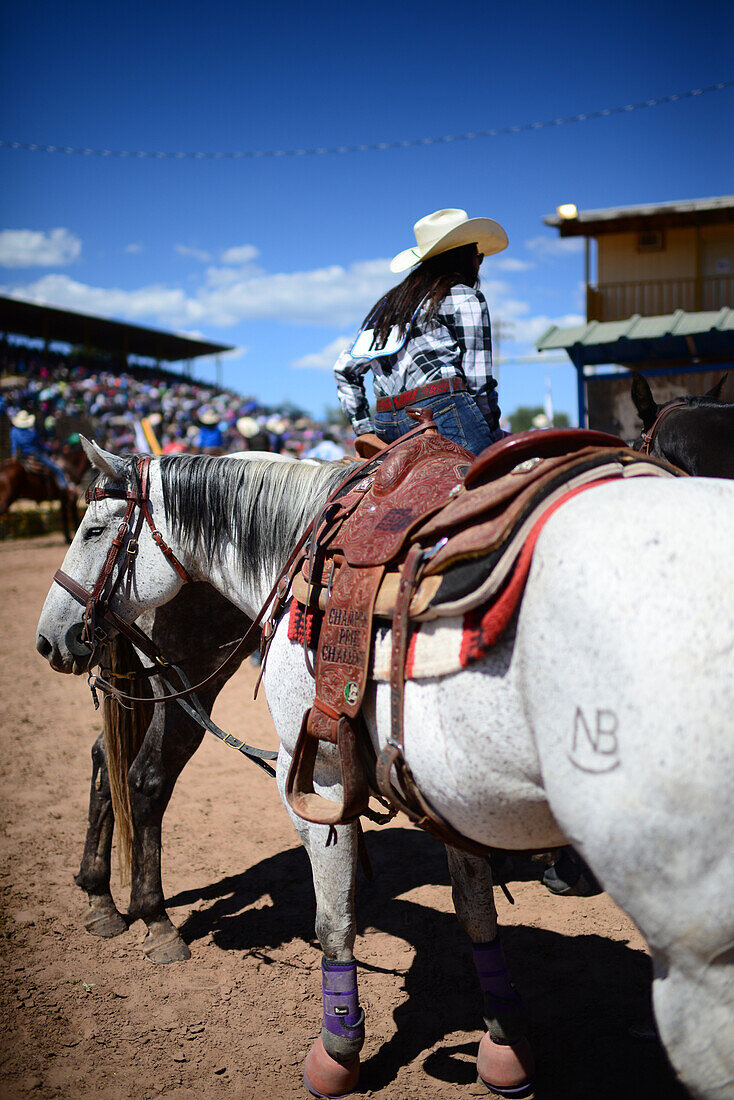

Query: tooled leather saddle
[278,410,683,854]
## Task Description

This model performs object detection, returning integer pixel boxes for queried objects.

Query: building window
[637,230,665,252]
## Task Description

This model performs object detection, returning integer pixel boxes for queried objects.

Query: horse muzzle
[36,622,92,675]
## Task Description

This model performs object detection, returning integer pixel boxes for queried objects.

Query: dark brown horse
[0,447,90,541]
[630,371,734,477]
[75,582,258,963]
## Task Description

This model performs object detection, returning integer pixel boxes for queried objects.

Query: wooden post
[694,226,702,310]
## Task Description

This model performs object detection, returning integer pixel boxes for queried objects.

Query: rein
[639,399,687,455]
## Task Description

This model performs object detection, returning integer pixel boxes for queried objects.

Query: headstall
[54,457,191,660]
[52,455,278,775]
[639,399,687,456]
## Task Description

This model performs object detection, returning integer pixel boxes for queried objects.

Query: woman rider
[333,208,508,456]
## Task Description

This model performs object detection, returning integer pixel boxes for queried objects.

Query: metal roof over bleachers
[0,295,233,362]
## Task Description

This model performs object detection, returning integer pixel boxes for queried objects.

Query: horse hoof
[303,1038,359,1097]
[477,1033,534,1098]
[142,929,191,964]
[83,899,127,938]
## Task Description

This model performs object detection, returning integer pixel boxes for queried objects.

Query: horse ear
[81,437,127,480]
[630,371,657,428]
[704,373,729,401]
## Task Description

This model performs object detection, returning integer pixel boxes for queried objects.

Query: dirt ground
[1,533,688,1100]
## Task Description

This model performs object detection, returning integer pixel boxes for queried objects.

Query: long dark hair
[362,244,480,350]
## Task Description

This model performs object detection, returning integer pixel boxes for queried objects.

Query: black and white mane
[160,454,348,586]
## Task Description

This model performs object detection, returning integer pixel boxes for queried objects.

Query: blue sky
[2,0,733,423]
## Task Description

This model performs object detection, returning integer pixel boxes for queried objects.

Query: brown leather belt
[376,377,465,412]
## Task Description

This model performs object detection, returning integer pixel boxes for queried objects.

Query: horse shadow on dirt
[167,828,686,1100]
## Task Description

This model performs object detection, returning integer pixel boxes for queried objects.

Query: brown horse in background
[0,447,90,541]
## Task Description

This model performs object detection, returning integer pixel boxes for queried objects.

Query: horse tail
[102,636,154,884]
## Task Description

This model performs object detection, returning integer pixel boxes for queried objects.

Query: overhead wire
[1,80,732,161]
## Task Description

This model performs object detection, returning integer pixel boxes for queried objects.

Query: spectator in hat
[333,208,507,456]
[236,416,271,453]
[304,429,346,462]
[265,415,288,453]
[195,407,223,451]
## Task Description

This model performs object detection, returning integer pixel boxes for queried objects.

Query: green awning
[536,308,734,367]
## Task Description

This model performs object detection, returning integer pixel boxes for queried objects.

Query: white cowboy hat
[236,416,260,438]
[390,208,508,273]
[11,410,35,429]
[198,407,220,425]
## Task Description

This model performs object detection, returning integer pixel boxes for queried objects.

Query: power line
[1,80,731,162]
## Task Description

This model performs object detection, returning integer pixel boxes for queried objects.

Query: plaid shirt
[334,284,500,436]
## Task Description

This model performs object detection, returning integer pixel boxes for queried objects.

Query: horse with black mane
[631,371,734,476]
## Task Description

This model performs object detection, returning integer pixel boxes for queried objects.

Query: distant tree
[507,405,570,433]
[322,404,352,427]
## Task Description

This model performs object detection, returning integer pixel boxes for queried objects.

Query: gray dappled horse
[37,445,734,1099]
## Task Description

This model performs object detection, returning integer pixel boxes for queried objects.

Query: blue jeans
[374,390,499,456]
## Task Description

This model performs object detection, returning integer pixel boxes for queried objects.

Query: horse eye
[84,526,106,539]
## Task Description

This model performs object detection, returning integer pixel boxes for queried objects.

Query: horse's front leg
[276,750,364,1098]
[75,732,128,936]
[127,700,207,964]
[446,847,534,1097]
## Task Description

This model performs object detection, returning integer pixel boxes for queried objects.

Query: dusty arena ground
[1,532,688,1099]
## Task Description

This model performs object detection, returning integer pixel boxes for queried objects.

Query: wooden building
[536,196,734,436]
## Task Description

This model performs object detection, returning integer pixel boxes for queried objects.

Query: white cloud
[0,228,81,268]
[524,235,584,258]
[4,274,199,324]
[291,336,351,370]
[492,256,535,272]
[219,244,259,265]
[4,259,582,361]
[195,258,394,327]
[2,257,396,331]
[504,312,585,346]
[124,242,143,254]
[175,243,212,262]
[175,242,261,267]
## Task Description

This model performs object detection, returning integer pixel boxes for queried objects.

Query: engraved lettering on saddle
[283,411,684,854]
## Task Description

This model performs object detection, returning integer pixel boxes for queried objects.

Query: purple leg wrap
[321,958,364,1041]
[472,938,523,1014]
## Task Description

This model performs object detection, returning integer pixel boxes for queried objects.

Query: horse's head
[36,439,190,674]
[630,371,733,476]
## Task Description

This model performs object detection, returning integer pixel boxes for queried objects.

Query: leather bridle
[639,399,687,456]
[54,456,191,663]
[51,455,279,775]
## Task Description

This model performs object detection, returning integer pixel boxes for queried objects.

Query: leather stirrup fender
[286,710,369,825]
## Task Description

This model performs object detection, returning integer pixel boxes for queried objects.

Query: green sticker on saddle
[344,681,359,706]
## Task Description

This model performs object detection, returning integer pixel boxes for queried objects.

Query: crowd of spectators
[0,339,354,460]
